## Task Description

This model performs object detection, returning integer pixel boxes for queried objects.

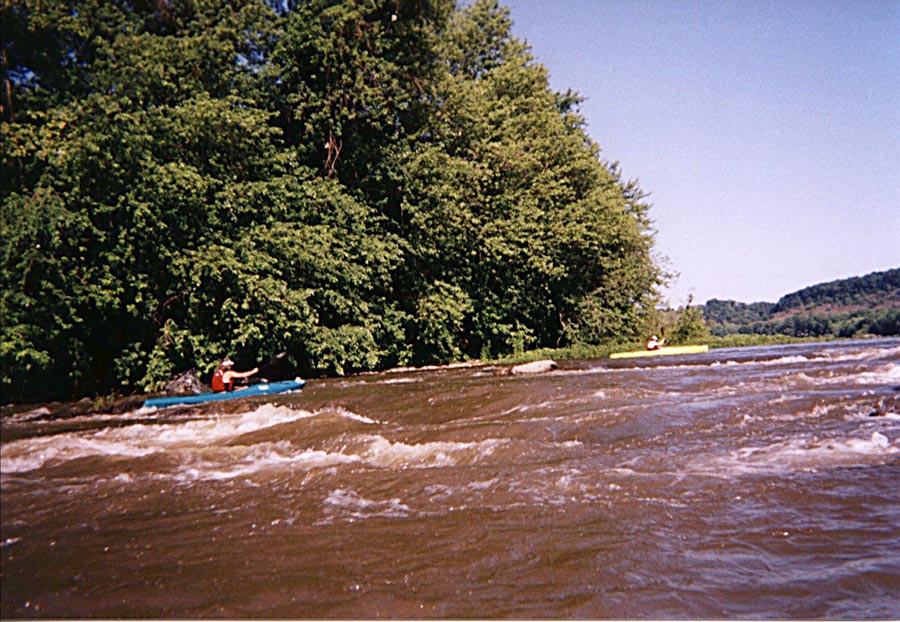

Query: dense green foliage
[666,296,709,345]
[702,269,900,339]
[1,0,663,401]
[646,294,710,346]
[703,299,775,326]
[710,309,900,339]
[772,268,900,314]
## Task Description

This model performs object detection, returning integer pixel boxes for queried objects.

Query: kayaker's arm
[224,367,258,382]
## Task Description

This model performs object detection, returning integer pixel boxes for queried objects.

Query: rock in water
[509,360,558,375]
[868,395,899,417]
[165,369,204,394]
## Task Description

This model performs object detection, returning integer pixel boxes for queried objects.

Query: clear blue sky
[499,0,900,305]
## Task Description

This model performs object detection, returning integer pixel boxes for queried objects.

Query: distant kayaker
[646,335,665,351]
[211,357,258,392]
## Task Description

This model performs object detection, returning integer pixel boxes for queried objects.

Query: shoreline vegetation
[2,0,664,404]
[0,334,842,418]
[3,2,897,407]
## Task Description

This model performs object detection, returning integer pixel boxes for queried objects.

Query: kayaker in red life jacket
[211,357,259,392]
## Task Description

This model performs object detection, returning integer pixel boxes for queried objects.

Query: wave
[782,363,900,388]
[320,406,382,425]
[689,431,899,477]
[175,443,361,483]
[1,400,506,484]
[376,377,422,385]
[319,488,412,523]
[353,434,507,469]
[557,342,900,377]
[853,363,900,385]
[173,434,508,483]
[3,406,53,424]
[170,435,507,483]
[0,404,346,474]
[652,347,899,374]
[819,344,900,363]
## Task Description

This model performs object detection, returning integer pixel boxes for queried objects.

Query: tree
[271,0,452,182]
[2,0,667,401]
[2,1,284,398]
[398,0,662,357]
[669,295,709,345]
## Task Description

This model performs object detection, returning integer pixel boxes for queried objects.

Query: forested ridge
[703,268,900,339]
[1,0,663,402]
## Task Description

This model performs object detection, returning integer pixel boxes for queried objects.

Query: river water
[2,338,899,618]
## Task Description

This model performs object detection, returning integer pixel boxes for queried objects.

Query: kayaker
[211,357,258,392]
[646,335,665,351]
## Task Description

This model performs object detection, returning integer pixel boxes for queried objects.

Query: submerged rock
[508,359,558,375]
[164,369,204,395]
[868,395,899,417]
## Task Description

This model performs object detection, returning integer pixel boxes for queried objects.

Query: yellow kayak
[610,345,709,359]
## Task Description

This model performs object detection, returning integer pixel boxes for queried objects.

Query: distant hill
[702,268,900,338]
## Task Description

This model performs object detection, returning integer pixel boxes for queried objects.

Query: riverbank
[493,333,826,366]
[0,334,827,420]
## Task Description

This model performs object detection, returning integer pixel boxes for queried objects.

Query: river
[2,338,899,618]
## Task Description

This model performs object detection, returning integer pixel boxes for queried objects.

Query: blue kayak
[143,379,306,409]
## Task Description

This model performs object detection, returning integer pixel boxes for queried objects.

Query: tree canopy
[2,0,663,401]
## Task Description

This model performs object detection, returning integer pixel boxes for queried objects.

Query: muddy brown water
[2,339,899,618]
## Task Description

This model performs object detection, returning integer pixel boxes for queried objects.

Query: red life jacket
[211,368,233,392]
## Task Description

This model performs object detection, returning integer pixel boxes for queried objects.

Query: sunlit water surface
[2,339,899,618]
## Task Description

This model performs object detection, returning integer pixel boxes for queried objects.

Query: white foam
[4,407,51,423]
[824,345,900,363]
[1,404,505,481]
[356,435,506,469]
[1,406,158,429]
[498,399,559,416]
[320,488,411,522]
[467,477,500,491]
[726,344,900,368]
[329,407,381,424]
[2,405,320,474]
[378,377,421,385]
[784,363,900,388]
[561,343,900,378]
[853,363,900,385]
[696,431,899,477]
[175,443,360,482]
[757,355,811,366]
